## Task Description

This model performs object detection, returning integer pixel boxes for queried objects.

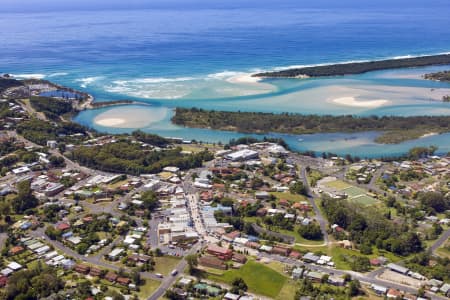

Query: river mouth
[72,65,450,158]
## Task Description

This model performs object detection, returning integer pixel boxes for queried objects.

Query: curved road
[300,165,329,244]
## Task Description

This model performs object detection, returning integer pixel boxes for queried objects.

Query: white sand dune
[331,96,390,108]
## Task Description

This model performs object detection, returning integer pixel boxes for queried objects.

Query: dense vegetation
[69,140,214,175]
[172,108,450,143]
[295,277,362,300]
[12,180,39,214]
[29,96,73,120]
[0,138,18,156]
[0,101,22,120]
[16,118,87,145]
[131,130,169,147]
[424,70,450,82]
[321,195,423,256]
[254,54,450,77]
[406,252,450,282]
[2,263,64,300]
[0,77,23,93]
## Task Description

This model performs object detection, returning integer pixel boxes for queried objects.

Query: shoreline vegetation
[424,70,450,101]
[171,107,450,144]
[253,54,450,78]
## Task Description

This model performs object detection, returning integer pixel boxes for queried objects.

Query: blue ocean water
[1,1,450,156]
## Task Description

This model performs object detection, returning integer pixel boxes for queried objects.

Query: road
[147,243,202,300]
[0,233,8,252]
[6,130,97,176]
[299,165,329,244]
[29,227,162,281]
[187,193,207,236]
[430,227,450,254]
[259,252,447,300]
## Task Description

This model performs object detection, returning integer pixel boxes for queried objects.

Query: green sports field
[207,260,287,298]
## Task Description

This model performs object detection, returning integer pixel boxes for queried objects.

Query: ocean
[1,1,450,157]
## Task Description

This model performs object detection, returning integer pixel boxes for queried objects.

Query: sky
[1,0,449,13]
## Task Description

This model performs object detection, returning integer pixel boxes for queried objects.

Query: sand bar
[94,106,168,128]
[331,96,390,108]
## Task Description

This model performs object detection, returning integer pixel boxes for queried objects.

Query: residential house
[387,289,402,299]
[75,264,90,274]
[104,272,118,282]
[117,277,131,286]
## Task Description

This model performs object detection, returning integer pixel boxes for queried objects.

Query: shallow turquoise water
[2,3,450,157]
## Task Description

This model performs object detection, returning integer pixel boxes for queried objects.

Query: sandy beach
[420,132,438,138]
[227,73,262,84]
[331,96,391,108]
[93,106,168,128]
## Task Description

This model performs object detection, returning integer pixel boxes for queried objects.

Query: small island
[424,70,450,102]
[253,54,450,78]
[172,107,450,144]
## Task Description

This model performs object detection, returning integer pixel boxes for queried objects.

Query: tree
[359,243,373,255]
[431,223,443,237]
[49,155,66,167]
[131,268,142,285]
[418,192,448,213]
[155,248,163,257]
[290,181,307,196]
[231,277,248,294]
[185,254,198,274]
[349,256,370,272]
[12,180,38,214]
[45,226,61,240]
[141,191,159,212]
[348,280,361,296]
[298,223,323,240]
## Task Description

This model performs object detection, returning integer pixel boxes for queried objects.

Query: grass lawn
[135,279,161,299]
[292,245,329,254]
[271,192,308,203]
[153,256,182,275]
[350,194,379,206]
[307,170,324,187]
[207,260,287,298]
[276,279,298,300]
[266,261,288,274]
[436,247,450,259]
[107,179,129,189]
[181,143,222,153]
[278,227,324,245]
[436,241,450,259]
[324,180,351,190]
[341,186,367,197]
[330,245,405,270]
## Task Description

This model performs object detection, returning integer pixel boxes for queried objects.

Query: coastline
[253,53,450,78]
